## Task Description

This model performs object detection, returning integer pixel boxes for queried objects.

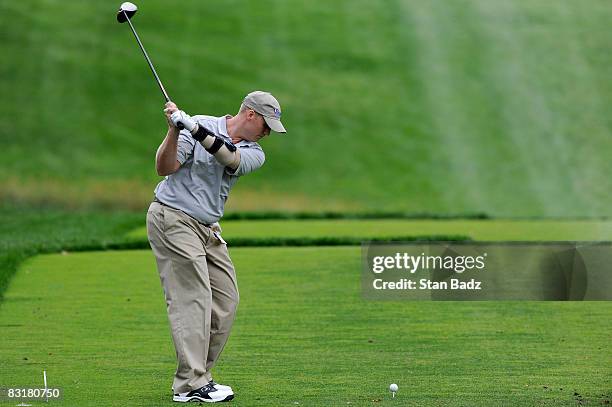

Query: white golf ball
[389,383,398,392]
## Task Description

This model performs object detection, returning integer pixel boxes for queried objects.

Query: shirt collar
[218,115,232,138]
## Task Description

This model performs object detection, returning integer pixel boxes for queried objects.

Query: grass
[0,248,610,406]
[1,0,611,215]
[3,204,610,300]
[2,1,610,403]
[126,218,612,243]
[0,205,144,299]
[0,205,474,301]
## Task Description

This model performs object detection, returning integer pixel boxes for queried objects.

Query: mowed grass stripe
[1,249,610,406]
[126,219,612,242]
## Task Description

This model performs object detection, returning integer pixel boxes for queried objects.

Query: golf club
[117,2,182,129]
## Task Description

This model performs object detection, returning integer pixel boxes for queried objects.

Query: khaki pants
[146,202,239,393]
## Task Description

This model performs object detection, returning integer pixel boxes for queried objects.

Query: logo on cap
[273,108,281,119]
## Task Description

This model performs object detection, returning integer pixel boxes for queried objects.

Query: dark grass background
[1,0,611,215]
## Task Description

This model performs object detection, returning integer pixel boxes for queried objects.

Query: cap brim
[264,116,286,133]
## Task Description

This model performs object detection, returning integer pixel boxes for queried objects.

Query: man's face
[244,109,271,141]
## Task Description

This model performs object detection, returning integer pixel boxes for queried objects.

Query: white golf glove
[170,110,198,133]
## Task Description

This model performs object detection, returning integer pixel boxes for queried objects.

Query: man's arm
[155,102,182,176]
[226,145,264,176]
[155,126,181,176]
[171,110,241,171]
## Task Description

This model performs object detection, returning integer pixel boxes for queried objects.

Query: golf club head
[117,2,137,23]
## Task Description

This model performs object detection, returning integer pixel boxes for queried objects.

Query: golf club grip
[165,98,183,129]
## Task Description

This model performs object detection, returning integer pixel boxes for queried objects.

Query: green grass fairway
[1,249,610,406]
[1,1,611,215]
[126,219,612,242]
[0,205,146,299]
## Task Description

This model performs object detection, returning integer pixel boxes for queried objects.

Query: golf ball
[389,383,398,392]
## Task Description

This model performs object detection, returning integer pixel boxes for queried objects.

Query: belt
[153,198,213,227]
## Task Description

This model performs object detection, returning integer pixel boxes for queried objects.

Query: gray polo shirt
[154,114,265,224]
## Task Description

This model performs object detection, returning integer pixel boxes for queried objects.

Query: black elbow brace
[210,139,237,154]
[192,125,237,154]
[192,125,216,142]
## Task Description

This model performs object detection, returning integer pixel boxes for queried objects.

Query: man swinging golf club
[146,91,286,403]
[117,3,286,401]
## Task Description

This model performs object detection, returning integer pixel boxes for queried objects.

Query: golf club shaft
[123,10,170,102]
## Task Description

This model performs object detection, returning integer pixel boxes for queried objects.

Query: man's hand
[170,110,198,134]
[163,102,179,129]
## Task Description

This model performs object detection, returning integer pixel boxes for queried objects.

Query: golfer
[146,91,286,403]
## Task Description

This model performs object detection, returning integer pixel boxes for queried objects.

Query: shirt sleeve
[227,143,265,176]
[176,130,196,165]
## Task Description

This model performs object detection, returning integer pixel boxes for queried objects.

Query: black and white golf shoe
[209,380,232,392]
[173,381,232,394]
[173,383,234,403]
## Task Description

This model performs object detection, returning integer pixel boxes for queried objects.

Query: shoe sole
[173,394,234,403]
[173,386,233,393]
